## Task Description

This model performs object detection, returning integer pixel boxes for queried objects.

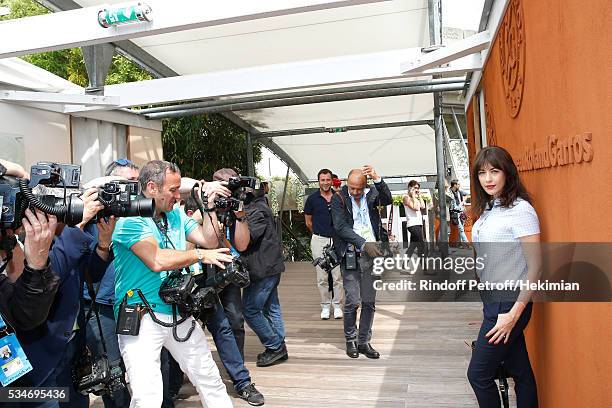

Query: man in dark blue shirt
[304,169,343,320]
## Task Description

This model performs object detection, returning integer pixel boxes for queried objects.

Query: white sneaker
[320,305,331,320]
[333,306,343,319]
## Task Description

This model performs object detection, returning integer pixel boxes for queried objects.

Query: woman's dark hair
[471,146,531,217]
[407,180,420,189]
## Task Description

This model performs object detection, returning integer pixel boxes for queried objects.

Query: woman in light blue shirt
[467,146,541,408]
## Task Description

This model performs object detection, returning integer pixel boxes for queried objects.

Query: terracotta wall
[466,0,611,406]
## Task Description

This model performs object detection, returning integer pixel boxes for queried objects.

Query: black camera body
[29,162,81,189]
[0,162,84,230]
[213,176,258,211]
[313,243,341,273]
[93,180,155,221]
[159,270,196,306]
[209,256,250,289]
[73,354,126,397]
[159,256,250,319]
[0,176,25,230]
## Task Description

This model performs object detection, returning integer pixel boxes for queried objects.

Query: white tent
[0,0,489,182]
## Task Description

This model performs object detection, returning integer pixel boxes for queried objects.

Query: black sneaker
[237,383,265,406]
[256,344,288,367]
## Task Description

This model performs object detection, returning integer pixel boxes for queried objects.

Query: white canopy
[1,0,486,181]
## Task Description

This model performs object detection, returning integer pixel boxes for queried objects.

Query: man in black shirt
[304,169,343,320]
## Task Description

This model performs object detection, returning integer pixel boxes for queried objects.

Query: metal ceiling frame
[30,0,472,186]
[35,0,317,183]
[2,0,390,59]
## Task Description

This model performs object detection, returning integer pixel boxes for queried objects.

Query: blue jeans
[218,283,245,357]
[457,217,469,243]
[84,302,131,408]
[242,274,285,350]
[205,300,251,392]
[7,335,89,408]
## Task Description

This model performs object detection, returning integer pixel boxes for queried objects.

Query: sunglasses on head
[114,158,133,166]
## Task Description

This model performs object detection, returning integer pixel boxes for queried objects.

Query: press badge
[0,314,33,386]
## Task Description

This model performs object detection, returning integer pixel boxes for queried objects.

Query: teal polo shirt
[112,206,198,317]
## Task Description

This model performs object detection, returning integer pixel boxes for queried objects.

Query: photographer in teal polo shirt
[111,160,234,408]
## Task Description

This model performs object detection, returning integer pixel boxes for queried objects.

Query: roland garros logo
[517,133,593,172]
[499,0,525,118]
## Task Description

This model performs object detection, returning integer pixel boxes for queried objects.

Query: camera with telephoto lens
[313,243,341,273]
[73,353,127,397]
[213,176,258,212]
[0,162,84,231]
[92,180,155,222]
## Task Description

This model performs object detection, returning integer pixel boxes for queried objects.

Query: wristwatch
[195,248,204,263]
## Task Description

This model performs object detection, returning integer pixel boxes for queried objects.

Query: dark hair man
[239,174,288,367]
[331,165,392,359]
[304,168,343,320]
[182,177,264,405]
[111,160,234,407]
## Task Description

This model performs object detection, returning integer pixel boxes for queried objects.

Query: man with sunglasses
[81,158,139,408]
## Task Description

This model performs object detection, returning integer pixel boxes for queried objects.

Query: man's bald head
[347,169,366,185]
[347,168,367,199]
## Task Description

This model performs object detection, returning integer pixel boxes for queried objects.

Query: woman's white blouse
[472,198,540,283]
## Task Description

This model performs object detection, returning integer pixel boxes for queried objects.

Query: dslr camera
[73,353,127,397]
[159,256,250,318]
[312,243,341,273]
[93,180,155,221]
[213,176,258,212]
[0,162,84,230]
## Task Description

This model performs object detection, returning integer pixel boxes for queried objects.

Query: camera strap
[83,265,109,359]
[150,215,196,341]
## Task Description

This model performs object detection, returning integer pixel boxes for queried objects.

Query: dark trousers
[406,225,425,258]
[218,283,245,357]
[468,302,538,408]
[205,300,252,392]
[84,302,131,408]
[341,256,377,344]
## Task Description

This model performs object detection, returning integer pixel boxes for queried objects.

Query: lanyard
[0,313,7,334]
[225,225,239,257]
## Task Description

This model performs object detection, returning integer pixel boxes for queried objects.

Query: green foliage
[266,176,305,214]
[161,114,262,180]
[1,0,151,87]
[5,0,258,179]
[392,195,404,207]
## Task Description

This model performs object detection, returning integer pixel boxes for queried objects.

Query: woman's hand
[486,311,519,345]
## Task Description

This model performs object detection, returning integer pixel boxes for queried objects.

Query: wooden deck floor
[93,261,485,407]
